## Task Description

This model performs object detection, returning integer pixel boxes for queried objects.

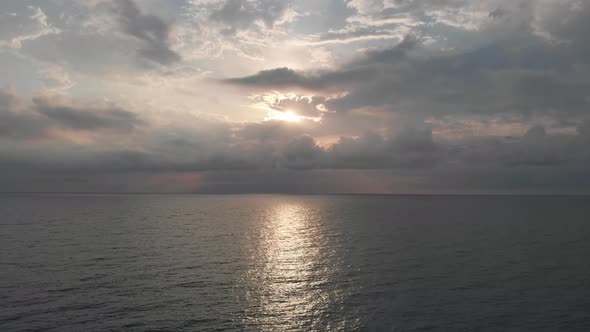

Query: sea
[1,194,590,331]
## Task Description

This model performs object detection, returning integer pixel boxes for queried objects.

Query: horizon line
[1,192,590,197]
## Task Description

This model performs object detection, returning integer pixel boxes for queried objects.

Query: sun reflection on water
[241,201,353,330]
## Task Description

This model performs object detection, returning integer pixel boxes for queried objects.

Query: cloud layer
[1,0,590,193]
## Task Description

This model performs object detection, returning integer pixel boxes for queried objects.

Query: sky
[1,0,590,194]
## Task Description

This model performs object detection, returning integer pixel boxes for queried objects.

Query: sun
[266,110,302,122]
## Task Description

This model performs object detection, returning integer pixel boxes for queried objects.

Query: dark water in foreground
[1,194,590,331]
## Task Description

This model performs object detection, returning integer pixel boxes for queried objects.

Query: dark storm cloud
[210,0,289,34]
[112,0,181,65]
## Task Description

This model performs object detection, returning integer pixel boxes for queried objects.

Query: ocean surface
[1,194,590,331]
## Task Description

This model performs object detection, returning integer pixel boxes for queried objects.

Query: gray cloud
[212,0,590,193]
[0,89,441,173]
[0,87,146,140]
[225,10,590,120]
[3,92,590,193]
[280,135,323,169]
[34,98,145,132]
[223,66,373,91]
[12,0,180,71]
[210,0,289,34]
[21,30,134,72]
[112,0,181,65]
[222,34,421,91]
[0,88,46,139]
[326,125,439,169]
[537,1,590,45]
[3,0,590,193]
[225,67,309,87]
[0,5,58,47]
[238,120,307,142]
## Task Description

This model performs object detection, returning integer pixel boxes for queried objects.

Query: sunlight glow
[265,110,302,122]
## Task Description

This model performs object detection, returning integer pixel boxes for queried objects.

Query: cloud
[0,88,441,173]
[225,11,590,119]
[112,0,181,65]
[211,0,590,193]
[3,0,590,193]
[0,6,59,48]
[0,87,46,139]
[280,134,323,169]
[326,124,439,169]
[209,0,290,34]
[3,86,590,193]
[0,87,146,140]
[253,93,327,118]
[223,66,373,91]
[225,34,418,85]
[313,26,400,44]
[347,0,500,27]
[238,120,307,142]
[34,97,145,131]
[12,0,181,72]
[536,0,590,44]
[225,67,309,88]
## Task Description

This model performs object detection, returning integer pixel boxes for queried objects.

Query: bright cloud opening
[265,110,303,122]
